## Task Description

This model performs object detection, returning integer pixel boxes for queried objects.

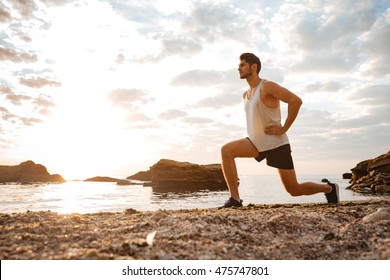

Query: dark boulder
[342,173,352,180]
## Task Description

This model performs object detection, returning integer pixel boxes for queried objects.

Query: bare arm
[263,81,302,135]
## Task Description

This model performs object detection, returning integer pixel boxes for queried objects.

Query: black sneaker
[218,197,243,209]
[325,182,339,203]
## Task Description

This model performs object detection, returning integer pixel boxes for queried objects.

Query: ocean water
[0,175,372,214]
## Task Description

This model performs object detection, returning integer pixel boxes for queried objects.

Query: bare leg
[278,169,331,196]
[221,138,259,201]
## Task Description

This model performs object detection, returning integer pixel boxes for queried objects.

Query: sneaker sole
[334,183,340,203]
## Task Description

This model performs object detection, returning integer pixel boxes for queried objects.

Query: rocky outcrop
[348,151,390,194]
[342,173,352,179]
[127,171,151,181]
[84,176,138,185]
[129,159,227,191]
[0,160,66,183]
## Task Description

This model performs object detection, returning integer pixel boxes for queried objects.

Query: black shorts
[253,142,294,170]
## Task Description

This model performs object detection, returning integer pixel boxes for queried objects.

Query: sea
[0,175,374,214]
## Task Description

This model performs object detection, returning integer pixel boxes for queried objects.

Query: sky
[1,0,389,180]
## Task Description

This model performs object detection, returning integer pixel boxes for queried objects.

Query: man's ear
[251,64,257,73]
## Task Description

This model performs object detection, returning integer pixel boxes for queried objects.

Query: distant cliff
[0,161,66,183]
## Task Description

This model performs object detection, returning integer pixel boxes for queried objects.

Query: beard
[239,71,252,79]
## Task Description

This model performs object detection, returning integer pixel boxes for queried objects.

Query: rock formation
[127,171,151,181]
[0,160,66,183]
[128,159,227,191]
[348,150,390,194]
[84,176,138,185]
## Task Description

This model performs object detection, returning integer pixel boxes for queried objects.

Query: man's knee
[283,181,301,196]
[286,188,301,197]
[279,169,301,196]
[221,143,234,158]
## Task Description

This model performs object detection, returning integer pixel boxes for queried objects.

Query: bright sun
[10,4,163,179]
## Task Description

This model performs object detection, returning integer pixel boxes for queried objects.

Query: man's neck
[246,75,261,90]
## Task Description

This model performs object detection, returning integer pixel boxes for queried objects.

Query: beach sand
[1,199,389,260]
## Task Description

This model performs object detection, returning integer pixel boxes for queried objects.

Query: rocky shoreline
[348,150,390,194]
[1,199,389,260]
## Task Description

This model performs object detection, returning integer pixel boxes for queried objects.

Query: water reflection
[0,175,372,214]
[150,184,227,195]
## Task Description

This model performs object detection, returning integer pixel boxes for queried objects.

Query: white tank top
[243,80,289,152]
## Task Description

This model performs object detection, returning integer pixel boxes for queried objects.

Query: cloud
[19,77,61,88]
[108,88,157,128]
[8,0,38,17]
[0,107,39,128]
[360,8,390,77]
[33,95,56,115]
[0,4,11,22]
[288,2,375,51]
[108,88,153,107]
[295,51,359,73]
[110,0,161,25]
[157,33,203,58]
[132,32,203,63]
[125,111,153,124]
[290,87,390,162]
[196,90,242,108]
[353,84,390,106]
[0,85,13,94]
[0,47,38,63]
[271,1,381,73]
[115,53,125,64]
[1,88,55,142]
[181,116,212,125]
[171,70,223,87]
[362,26,390,56]
[0,106,17,121]
[1,85,55,113]
[40,0,74,7]
[20,117,41,126]
[158,109,188,120]
[303,81,344,93]
[0,103,44,127]
[182,1,252,43]
[0,0,388,177]
[5,93,31,105]
[128,1,265,63]
[170,68,243,108]
[171,69,229,87]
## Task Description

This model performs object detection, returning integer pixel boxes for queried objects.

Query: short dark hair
[239,53,261,74]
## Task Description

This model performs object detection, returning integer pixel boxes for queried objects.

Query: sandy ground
[0,199,389,260]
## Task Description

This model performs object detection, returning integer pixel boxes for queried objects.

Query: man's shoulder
[261,80,285,102]
[262,79,278,87]
[262,80,283,92]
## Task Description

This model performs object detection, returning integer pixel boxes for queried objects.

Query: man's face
[238,60,253,79]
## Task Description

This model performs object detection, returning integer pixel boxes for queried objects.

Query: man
[219,53,339,208]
